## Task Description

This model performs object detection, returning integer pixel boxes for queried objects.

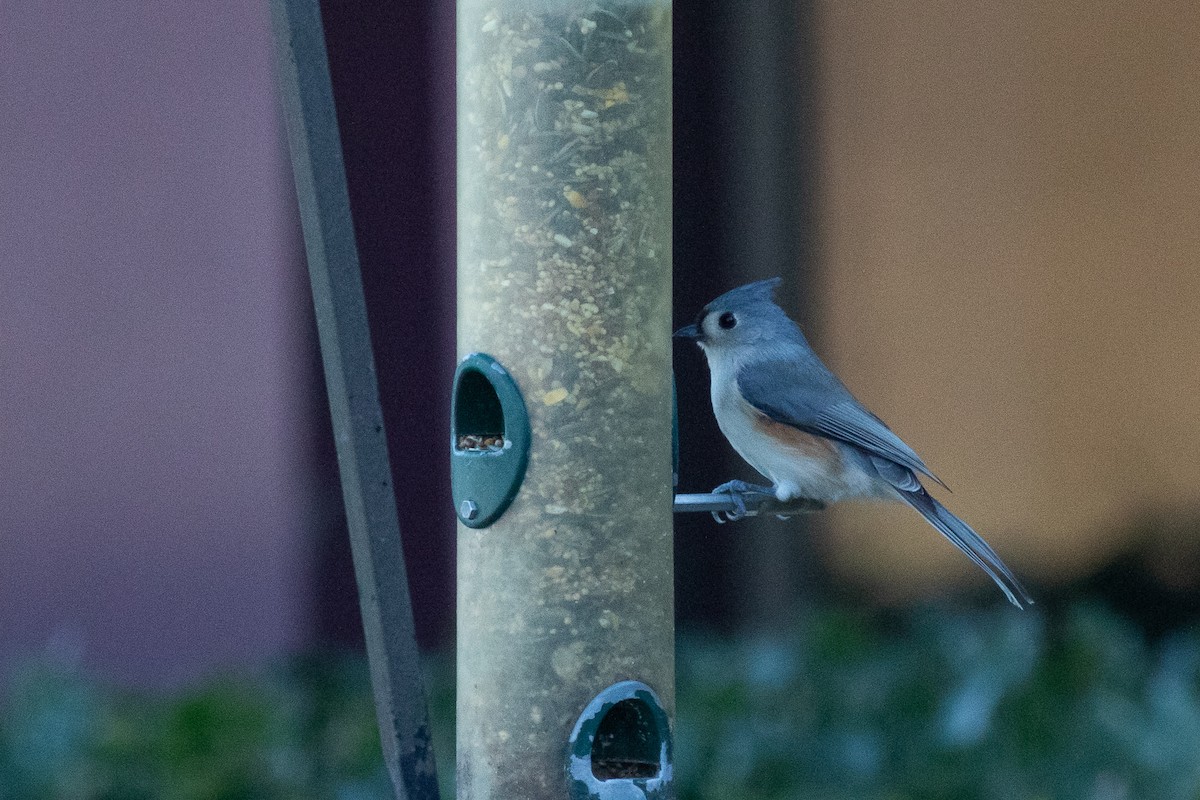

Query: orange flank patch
[751,411,842,465]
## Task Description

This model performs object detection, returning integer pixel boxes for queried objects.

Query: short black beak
[673,323,701,341]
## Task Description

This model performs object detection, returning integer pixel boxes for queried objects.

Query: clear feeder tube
[456,1,674,797]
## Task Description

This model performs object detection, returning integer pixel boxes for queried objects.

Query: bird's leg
[710,480,775,523]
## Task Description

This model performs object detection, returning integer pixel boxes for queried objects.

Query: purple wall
[0,0,816,688]
[1,2,310,686]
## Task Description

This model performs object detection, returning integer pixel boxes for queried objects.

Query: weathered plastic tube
[456,1,673,797]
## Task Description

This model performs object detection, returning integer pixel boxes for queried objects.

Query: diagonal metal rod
[269,1,439,798]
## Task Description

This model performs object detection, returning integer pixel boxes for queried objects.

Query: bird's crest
[706,277,782,312]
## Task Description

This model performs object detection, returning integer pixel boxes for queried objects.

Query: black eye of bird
[718,312,737,330]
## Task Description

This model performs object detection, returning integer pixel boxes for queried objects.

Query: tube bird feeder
[455,2,674,797]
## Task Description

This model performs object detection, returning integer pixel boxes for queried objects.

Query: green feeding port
[569,681,673,800]
[455,369,504,441]
[451,353,531,528]
[591,698,662,780]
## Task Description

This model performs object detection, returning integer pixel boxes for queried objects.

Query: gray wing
[739,359,1032,608]
[736,359,947,489]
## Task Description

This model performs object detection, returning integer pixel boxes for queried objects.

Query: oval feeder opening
[455,368,505,449]
[591,699,662,780]
[568,681,672,800]
[451,353,530,528]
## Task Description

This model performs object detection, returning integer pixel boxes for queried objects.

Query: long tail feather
[900,488,1033,609]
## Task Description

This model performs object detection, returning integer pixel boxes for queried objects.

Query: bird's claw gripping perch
[710,480,776,523]
[671,484,826,519]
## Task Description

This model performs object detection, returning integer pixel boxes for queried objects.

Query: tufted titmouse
[674,278,1032,608]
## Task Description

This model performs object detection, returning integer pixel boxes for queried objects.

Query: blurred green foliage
[3,602,1199,799]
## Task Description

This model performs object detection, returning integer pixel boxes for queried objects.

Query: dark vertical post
[673,0,823,628]
[270,2,439,798]
[722,0,823,627]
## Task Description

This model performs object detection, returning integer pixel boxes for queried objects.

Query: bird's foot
[710,480,776,523]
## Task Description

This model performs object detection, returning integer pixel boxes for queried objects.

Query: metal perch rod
[673,492,825,516]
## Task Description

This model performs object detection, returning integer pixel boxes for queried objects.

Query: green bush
[676,603,1200,799]
[3,602,1199,799]
[0,655,394,800]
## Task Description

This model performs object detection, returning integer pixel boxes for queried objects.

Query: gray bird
[674,277,1033,608]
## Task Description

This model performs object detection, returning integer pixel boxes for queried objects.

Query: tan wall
[812,1,1200,599]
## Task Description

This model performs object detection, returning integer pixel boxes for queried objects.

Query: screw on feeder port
[460,500,479,521]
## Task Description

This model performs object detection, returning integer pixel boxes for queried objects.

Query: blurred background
[3,0,1200,797]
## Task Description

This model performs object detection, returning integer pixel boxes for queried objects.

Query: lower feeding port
[568,681,673,800]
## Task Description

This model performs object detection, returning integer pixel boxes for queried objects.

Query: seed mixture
[456,2,674,795]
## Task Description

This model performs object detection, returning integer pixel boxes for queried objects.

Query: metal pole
[455,2,675,797]
[270,2,439,798]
